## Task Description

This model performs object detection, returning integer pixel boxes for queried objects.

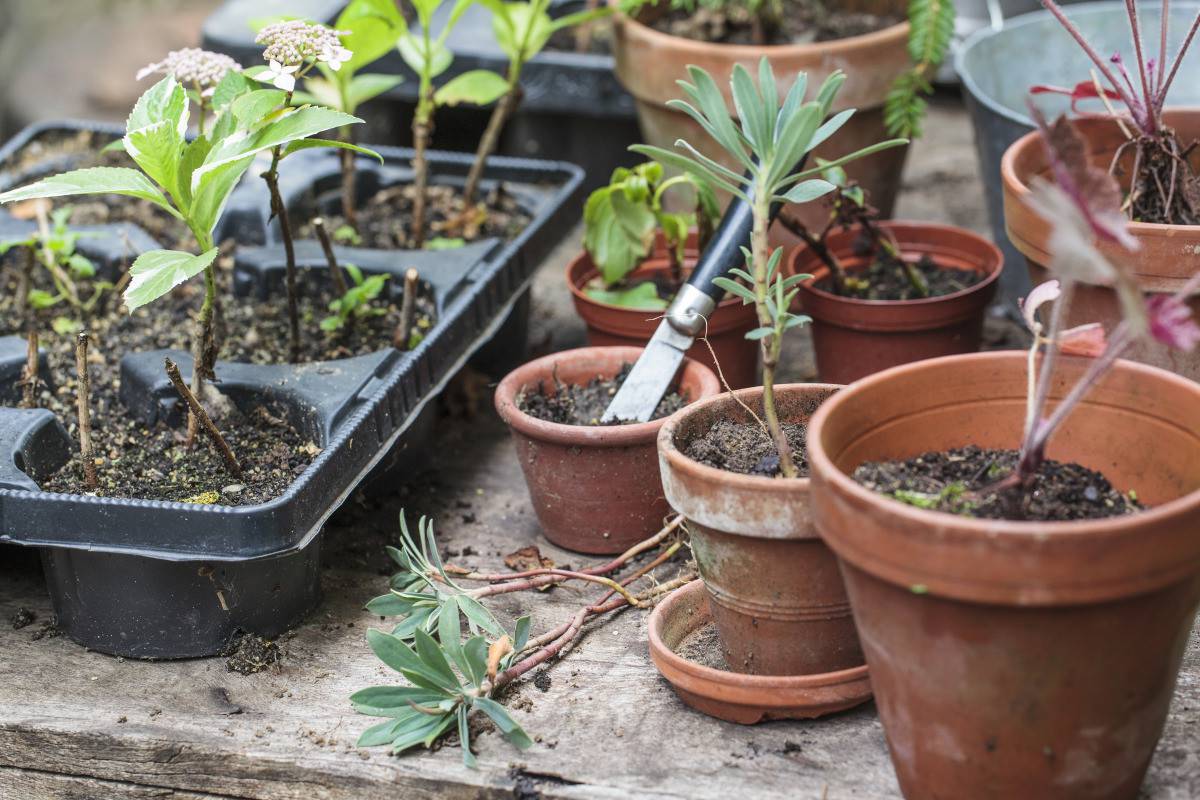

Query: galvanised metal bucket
[955,0,1200,306]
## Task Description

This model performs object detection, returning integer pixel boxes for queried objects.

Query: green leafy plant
[0,204,111,334]
[353,514,692,765]
[0,72,363,443]
[632,58,905,477]
[884,0,955,138]
[293,0,407,228]
[582,160,717,310]
[320,263,389,332]
[457,0,615,212]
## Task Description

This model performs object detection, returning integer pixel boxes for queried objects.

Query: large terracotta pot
[496,346,720,555]
[807,351,1200,800]
[1001,109,1200,379]
[790,221,1003,384]
[567,251,760,388]
[658,384,863,676]
[612,4,911,232]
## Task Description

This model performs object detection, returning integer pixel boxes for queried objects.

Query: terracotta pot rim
[659,383,842,493]
[613,7,910,59]
[565,250,744,313]
[647,580,871,688]
[495,346,720,448]
[1001,111,1200,239]
[807,350,1200,539]
[792,220,1004,308]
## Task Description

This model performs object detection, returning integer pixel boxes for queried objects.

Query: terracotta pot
[612,4,911,231]
[496,346,720,555]
[790,221,1003,384]
[807,351,1200,800]
[567,251,761,388]
[1002,109,1200,379]
[658,383,863,676]
[647,579,873,723]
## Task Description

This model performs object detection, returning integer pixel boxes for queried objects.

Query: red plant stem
[470,569,640,605]
[1158,11,1200,103]
[594,543,681,606]
[1125,0,1157,130]
[1158,0,1169,93]
[1041,0,1143,119]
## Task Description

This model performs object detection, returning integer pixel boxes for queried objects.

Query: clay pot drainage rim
[807,350,1200,539]
[647,580,872,724]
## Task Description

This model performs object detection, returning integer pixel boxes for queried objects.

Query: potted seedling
[1003,0,1200,378]
[494,345,720,555]
[807,113,1200,799]
[566,161,760,388]
[648,59,905,684]
[782,167,1002,384]
[612,0,954,228]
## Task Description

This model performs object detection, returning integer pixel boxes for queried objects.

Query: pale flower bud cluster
[254,20,353,92]
[136,49,242,96]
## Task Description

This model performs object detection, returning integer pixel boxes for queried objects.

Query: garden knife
[601,188,778,423]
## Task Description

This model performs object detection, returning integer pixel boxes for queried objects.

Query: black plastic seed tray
[0,120,583,657]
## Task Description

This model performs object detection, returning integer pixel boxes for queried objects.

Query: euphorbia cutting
[1010,112,1200,485]
[1035,0,1200,224]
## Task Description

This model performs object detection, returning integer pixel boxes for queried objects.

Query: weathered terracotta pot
[807,351,1200,800]
[790,221,1003,384]
[658,383,863,676]
[612,4,911,231]
[1002,110,1200,379]
[647,579,872,723]
[496,346,720,555]
[567,251,760,388]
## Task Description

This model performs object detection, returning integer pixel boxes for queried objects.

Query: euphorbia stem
[411,86,434,249]
[752,190,798,478]
[462,85,521,209]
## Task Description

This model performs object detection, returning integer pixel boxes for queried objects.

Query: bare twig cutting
[75,332,97,489]
[164,357,242,477]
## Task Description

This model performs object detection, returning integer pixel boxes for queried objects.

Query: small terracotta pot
[566,251,761,388]
[658,383,862,676]
[611,5,911,230]
[496,346,720,555]
[1002,110,1200,379]
[807,351,1200,800]
[790,221,1003,384]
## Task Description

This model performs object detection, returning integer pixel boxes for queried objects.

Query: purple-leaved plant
[1009,113,1200,487]
[1033,0,1200,224]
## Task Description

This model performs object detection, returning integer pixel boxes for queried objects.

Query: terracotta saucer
[647,580,873,724]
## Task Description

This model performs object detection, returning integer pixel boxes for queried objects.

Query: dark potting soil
[651,0,900,46]
[684,419,809,478]
[675,621,728,671]
[296,183,531,251]
[2,130,197,251]
[817,254,983,301]
[853,445,1141,522]
[516,363,687,425]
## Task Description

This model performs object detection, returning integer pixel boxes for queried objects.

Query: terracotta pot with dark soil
[612,2,911,230]
[567,249,760,388]
[790,221,1003,384]
[1002,110,1200,379]
[496,346,720,555]
[807,351,1200,800]
[657,383,863,676]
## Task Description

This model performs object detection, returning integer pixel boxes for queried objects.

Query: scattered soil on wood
[533,670,553,692]
[684,419,809,477]
[516,363,687,425]
[223,632,283,675]
[675,621,728,670]
[9,607,34,629]
[2,129,196,250]
[651,0,900,46]
[853,445,1142,522]
[297,183,531,251]
[818,254,983,301]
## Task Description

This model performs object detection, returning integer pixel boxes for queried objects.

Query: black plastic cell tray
[0,120,583,564]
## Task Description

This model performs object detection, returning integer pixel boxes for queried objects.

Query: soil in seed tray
[675,620,729,671]
[684,419,809,477]
[853,445,1141,522]
[296,183,531,251]
[651,0,900,46]
[3,130,196,251]
[516,363,687,425]
[818,253,983,301]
